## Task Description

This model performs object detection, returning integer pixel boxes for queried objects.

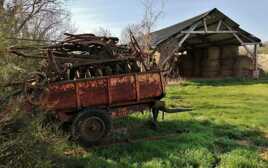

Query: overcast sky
[66,0,268,41]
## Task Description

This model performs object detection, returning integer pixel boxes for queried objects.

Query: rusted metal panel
[111,104,149,118]
[78,79,108,107]
[46,71,164,115]
[75,83,81,110]
[134,74,140,101]
[138,73,163,99]
[47,83,76,110]
[109,75,136,104]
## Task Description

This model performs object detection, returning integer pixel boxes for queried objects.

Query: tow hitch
[151,101,192,128]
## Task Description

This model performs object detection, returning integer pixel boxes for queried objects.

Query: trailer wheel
[71,109,111,146]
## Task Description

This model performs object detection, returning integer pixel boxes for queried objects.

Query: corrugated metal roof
[150,8,261,47]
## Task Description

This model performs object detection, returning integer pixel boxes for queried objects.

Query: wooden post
[203,18,208,33]
[253,44,259,79]
[253,44,257,70]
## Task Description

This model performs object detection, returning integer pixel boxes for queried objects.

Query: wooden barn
[150,8,262,78]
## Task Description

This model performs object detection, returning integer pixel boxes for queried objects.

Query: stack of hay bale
[202,47,220,78]
[220,46,237,77]
[167,45,253,79]
[234,55,253,78]
[192,49,202,77]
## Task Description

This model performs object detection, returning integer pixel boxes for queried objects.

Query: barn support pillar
[253,44,259,79]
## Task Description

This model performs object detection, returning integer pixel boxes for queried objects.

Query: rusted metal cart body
[41,70,168,146]
[45,70,166,122]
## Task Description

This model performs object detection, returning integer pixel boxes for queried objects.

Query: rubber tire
[71,109,111,147]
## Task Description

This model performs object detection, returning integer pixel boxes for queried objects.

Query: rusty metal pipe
[159,106,192,113]
[153,101,191,113]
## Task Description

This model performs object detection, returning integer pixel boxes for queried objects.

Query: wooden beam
[233,34,255,58]
[203,18,208,33]
[253,44,257,71]
[189,34,237,42]
[181,30,237,34]
[243,42,260,45]
[178,33,190,47]
[232,32,244,44]
[195,18,224,31]
[238,32,258,43]
[187,38,239,48]
[222,22,255,58]
[253,44,259,79]
[189,42,239,48]
[216,20,222,31]
[158,18,225,46]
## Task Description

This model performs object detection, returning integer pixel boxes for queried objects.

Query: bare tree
[0,0,74,40]
[0,0,76,84]
[120,24,143,44]
[120,0,165,49]
[140,0,165,50]
[94,27,112,37]
[120,0,165,68]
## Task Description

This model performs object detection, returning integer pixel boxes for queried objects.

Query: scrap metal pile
[4,33,151,105]
[9,33,149,83]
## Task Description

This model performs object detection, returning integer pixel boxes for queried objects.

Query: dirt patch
[260,148,268,161]
[236,138,268,161]
[235,139,252,146]
[264,132,268,139]
[64,148,87,156]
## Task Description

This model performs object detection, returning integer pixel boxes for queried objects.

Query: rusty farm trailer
[10,33,190,146]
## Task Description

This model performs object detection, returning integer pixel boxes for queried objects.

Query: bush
[0,103,69,168]
[0,108,47,167]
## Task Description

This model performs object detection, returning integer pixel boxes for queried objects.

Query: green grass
[2,79,268,168]
[45,78,267,168]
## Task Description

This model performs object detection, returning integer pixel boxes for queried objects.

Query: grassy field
[259,42,268,54]
[39,79,267,168]
[1,79,268,168]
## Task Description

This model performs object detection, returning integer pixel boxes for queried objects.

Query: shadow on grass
[190,77,268,87]
[56,117,268,168]
[29,113,268,168]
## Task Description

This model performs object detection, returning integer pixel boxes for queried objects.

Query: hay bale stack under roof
[150,8,261,79]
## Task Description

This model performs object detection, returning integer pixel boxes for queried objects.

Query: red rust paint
[78,79,108,107]
[109,75,136,104]
[45,71,164,121]
[46,83,76,110]
[138,73,162,99]
[111,104,149,118]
